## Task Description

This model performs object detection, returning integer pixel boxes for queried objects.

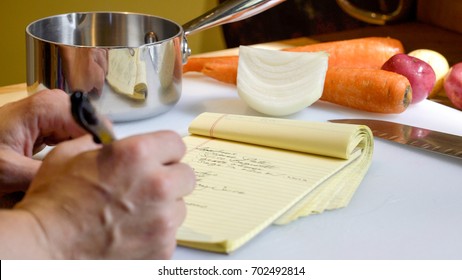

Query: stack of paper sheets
[178,112,374,253]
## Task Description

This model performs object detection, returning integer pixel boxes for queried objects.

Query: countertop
[115,74,462,260]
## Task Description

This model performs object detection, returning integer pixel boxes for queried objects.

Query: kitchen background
[0,0,226,86]
[0,0,460,87]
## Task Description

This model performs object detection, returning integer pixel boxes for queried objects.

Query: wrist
[0,209,53,259]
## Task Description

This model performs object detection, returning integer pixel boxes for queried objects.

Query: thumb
[0,147,41,194]
[39,135,100,172]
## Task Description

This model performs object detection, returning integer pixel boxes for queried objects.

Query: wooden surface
[0,83,27,106]
[417,0,462,34]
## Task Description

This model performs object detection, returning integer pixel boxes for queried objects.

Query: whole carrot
[183,37,404,83]
[322,68,412,114]
[286,37,404,69]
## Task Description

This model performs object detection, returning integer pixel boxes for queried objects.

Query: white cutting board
[2,42,462,259]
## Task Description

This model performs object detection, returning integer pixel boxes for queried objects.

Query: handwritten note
[177,113,373,253]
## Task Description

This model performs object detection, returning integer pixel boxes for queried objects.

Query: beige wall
[0,0,226,86]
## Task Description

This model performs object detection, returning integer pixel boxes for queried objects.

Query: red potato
[443,62,462,110]
[381,53,436,104]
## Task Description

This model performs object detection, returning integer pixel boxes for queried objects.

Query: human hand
[15,131,195,259]
[0,90,85,195]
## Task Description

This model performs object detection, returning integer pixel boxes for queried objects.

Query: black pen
[70,91,116,144]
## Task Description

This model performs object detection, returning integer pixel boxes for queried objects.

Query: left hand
[0,89,86,195]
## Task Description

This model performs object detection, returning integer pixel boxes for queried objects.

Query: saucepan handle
[182,0,286,36]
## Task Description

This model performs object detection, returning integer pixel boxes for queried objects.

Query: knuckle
[150,240,176,260]
[144,164,196,200]
[30,89,66,107]
[158,241,177,259]
[147,171,174,200]
[155,131,186,153]
[112,139,147,163]
[155,213,177,233]
[142,213,179,259]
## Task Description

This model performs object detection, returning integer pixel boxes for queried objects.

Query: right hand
[16,131,196,259]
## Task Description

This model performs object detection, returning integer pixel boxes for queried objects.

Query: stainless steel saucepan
[26,0,286,122]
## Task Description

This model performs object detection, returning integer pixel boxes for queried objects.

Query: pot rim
[25,11,184,48]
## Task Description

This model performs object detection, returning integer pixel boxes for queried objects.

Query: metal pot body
[26,1,288,121]
[26,12,184,122]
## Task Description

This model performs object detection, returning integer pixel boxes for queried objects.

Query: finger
[143,198,190,259]
[36,135,99,181]
[144,199,186,259]
[139,162,195,204]
[166,162,196,198]
[29,90,87,144]
[173,198,188,228]
[44,135,99,166]
[115,130,187,165]
[0,147,41,193]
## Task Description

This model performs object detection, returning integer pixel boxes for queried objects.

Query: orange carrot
[286,37,404,69]
[202,61,239,84]
[184,57,239,84]
[183,56,238,73]
[183,37,404,84]
[322,68,412,114]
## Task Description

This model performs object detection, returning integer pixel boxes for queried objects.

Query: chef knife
[329,119,462,159]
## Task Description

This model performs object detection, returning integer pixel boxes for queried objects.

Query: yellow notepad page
[177,113,373,253]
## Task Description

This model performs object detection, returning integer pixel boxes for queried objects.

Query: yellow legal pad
[177,112,373,253]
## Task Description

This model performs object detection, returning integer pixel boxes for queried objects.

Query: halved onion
[237,45,328,116]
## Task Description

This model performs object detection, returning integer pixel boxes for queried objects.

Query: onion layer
[237,45,328,116]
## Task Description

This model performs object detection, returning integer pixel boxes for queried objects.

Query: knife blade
[329,119,462,159]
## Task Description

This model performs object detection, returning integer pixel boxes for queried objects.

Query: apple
[381,53,436,104]
[443,62,462,110]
